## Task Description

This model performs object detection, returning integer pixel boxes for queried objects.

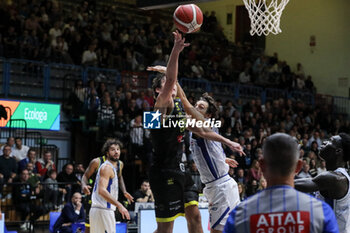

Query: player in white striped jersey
[176,83,244,233]
[295,133,350,233]
[90,139,130,233]
[224,133,339,233]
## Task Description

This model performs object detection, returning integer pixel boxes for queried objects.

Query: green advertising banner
[0,100,60,130]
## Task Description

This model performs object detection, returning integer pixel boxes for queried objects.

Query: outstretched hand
[225,158,239,168]
[227,141,245,156]
[172,30,190,52]
[124,192,134,204]
[146,65,167,74]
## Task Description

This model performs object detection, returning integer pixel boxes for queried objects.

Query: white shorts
[89,207,116,233]
[204,176,240,231]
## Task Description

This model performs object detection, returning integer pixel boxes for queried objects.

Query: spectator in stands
[44,170,67,210]
[74,163,85,182]
[234,168,246,185]
[247,160,262,183]
[0,137,15,156]
[36,151,56,178]
[144,88,154,108]
[239,68,251,84]
[13,169,45,231]
[18,149,37,173]
[296,75,305,90]
[133,180,154,203]
[309,158,318,177]
[309,141,319,156]
[3,26,18,58]
[97,95,115,136]
[129,114,144,162]
[0,145,17,194]
[57,163,81,202]
[246,179,259,196]
[26,162,41,189]
[49,21,62,42]
[53,192,85,233]
[51,36,72,63]
[257,177,267,191]
[82,43,98,66]
[305,75,315,93]
[237,183,246,201]
[296,161,312,179]
[317,160,327,174]
[11,137,29,161]
[191,60,205,79]
[295,63,305,77]
[69,33,84,65]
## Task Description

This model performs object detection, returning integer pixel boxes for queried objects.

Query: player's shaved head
[263,133,299,177]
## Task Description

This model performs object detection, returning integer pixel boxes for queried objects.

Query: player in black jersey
[81,139,133,231]
[148,31,243,233]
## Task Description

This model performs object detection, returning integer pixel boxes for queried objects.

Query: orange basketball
[173,4,203,33]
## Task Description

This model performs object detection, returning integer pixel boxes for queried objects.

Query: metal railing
[0,58,121,101]
[1,58,349,117]
[1,181,82,224]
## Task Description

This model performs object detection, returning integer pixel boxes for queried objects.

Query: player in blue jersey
[89,139,130,233]
[176,83,243,233]
[224,133,339,233]
[295,133,350,233]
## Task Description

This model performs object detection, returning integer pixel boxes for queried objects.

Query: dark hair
[263,133,299,177]
[339,133,350,161]
[21,169,29,174]
[44,150,51,155]
[101,139,123,155]
[141,179,150,185]
[27,149,36,156]
[48,169,57,177]
[199,93,218,118]
[152,73,166,98]
[15,137,22,141]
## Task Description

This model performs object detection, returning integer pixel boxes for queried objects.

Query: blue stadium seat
[72,222,85,233]
[116,222,127,233]
[49,212,61,233]
[4,224,17,233]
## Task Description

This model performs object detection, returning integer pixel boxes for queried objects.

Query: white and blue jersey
[317,168,350,233]
[190,127,229,184]
[224,185,339,233]
[190,126,240,231]
[91,160,119,211]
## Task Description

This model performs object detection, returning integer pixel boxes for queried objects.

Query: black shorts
[150,166,199,222]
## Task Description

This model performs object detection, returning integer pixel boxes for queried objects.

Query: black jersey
[151,99,186,170]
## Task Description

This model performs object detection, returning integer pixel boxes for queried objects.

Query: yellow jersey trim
[184,201,199,208]
[156,213,185,222]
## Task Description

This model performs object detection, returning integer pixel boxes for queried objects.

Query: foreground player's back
[225,185,339,233]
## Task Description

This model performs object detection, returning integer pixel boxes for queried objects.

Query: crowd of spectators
[0,0,316,92]
[0,139,85,230]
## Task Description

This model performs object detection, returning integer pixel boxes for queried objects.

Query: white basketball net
[243,0,290,36]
